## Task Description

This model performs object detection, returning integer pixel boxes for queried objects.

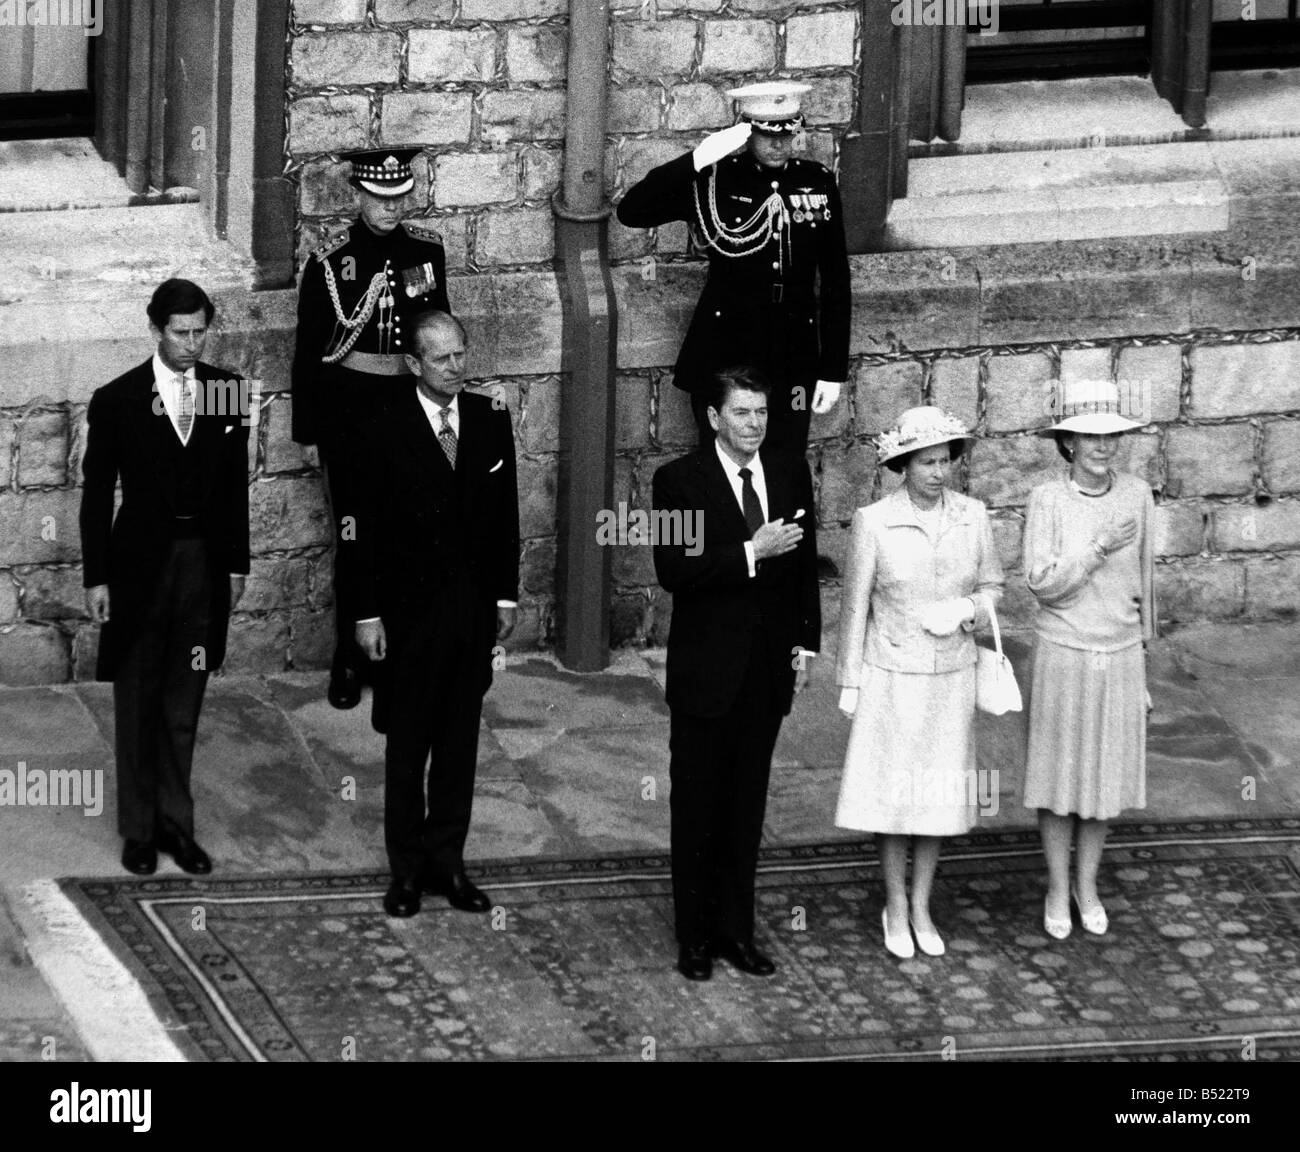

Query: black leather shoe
[383,877,421,918]
[156,832,212,875]
[121,839,157,876]
[712,938,776,977]
[422,869,491,913]
[677,944,713,982]
[328,662,362,710]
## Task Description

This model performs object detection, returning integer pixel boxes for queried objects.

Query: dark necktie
[738,466,763,538]
[438,409,457,468]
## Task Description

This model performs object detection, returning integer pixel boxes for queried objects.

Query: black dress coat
[79,359,251,681]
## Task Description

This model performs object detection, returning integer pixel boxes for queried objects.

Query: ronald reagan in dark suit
[346,310,520,918]
[652,365,821,981]
[80,279,250,877]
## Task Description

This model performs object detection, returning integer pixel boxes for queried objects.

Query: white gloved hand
[811,380,843,415]
[692,122,752,172]
[920,597,975,637]
[838,687,859,718]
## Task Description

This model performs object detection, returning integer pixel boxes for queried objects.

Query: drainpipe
[553,0,617,672]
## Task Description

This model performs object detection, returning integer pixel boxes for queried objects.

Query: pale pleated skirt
[1022,636,1146,820]
[835,663,978,837]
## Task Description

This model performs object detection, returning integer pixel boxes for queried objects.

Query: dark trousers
[381,573,495,881]
[318,440,363,675]
[690,386,812,459]
[112,538,213,842]
[668,635,784,949]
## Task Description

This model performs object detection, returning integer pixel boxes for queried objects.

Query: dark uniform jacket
[80,359,251,681]
[291,218,451,446]
[618,150,851,398]
[652,447,821,720]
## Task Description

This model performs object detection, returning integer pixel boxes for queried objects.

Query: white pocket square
[224,425,234,434]
[489,459,503,473]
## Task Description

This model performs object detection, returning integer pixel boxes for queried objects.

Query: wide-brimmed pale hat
[727,80,811,134]
[876,406,973,464]
[1039,377,1146,436]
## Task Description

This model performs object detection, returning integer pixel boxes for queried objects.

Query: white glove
[692,123,752,172]
[920,598,975,637]
[811,380,843,415]
[838,687,859,718]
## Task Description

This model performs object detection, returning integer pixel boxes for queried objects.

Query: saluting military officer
[292,147,451,710]
[617,81,851,457]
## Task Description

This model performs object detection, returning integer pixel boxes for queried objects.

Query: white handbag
[975,596,1023,715]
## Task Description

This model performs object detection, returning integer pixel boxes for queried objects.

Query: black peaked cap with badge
[290,147,452,446]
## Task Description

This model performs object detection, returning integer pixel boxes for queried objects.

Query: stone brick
[611,0,722,10]
[298,157,359,217]
[309,550,335,610]
[610,86,663,134]
[613,20,698,79]
[616,375,652,451]
[236,557,315,613]
[222,615,290,674]
[71,623,98,681]
[985,352,1053,432]
[0,491,79,564]
[17,411,67,488]
[434,152,519,208]
[381,92,473,146]
[518,455,557,539]
[803,75,854,126]
[521,536,556,596]
[818,440,878,524]
[1156,561,1244,623]
[522,147,563,201]
[433,214,470,272]
[1118,429,1162,490]
[726,0,790,9]
[967,436,1061,509]
[248,477,332,552]
[797,128,836,170]
[1212,503,1300,553]
[408,28,497,83]
[853,360,923,434]
[784,10,857,68]
[1244,555,1300,618]
[1060,347,1113,393]
[461,0,564,17]
[613,539,656,590]
[482,90,567,145]
[808,380,851,442]
[1262,420,1300,494]
[1154,501,1205,557]
[655,375,696,448]
[620,137,690,192]
[699,19,776,74]
[15,565,84,619]
[1190,341,1300,418]
[291,32,401,89]
[656,219,690,255]
[1117,343,1182,423]
[287,609,333,670]
[375,0,455,20]
[665,82,729,131]
[262,397,316,474]
[0,419,14,489]
[287,95,369,154]
[476,207,555,266]
[0,574,17,622]
[0,623,69,685]
[517,377,560,454]
[931,356,979,429]
[990,513,1023,571]
[506,26,568,83]
[1165,423,1256,497]
[294,0,365,24]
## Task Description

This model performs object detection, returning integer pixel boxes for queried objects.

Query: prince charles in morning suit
[652,366,821,981]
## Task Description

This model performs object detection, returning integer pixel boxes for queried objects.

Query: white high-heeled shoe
[910,915,945,957]
[1043,895,1072,940]
[882,908,914,959]
[1072,887,1109,935]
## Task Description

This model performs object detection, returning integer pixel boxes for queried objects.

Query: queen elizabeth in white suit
[835,407,1004,959]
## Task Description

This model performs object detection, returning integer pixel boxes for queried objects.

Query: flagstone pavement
[1,621,1296,1061]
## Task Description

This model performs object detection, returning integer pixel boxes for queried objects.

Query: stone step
[0,138,200,212]
[885,141,1232,250]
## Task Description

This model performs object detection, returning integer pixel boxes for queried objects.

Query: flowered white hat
[1039,377,1146,436]
[876,406,972,464]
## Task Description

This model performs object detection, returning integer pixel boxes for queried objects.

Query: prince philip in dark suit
[346,310,520,918]
[80,279,250,876]
[652,366,821,981]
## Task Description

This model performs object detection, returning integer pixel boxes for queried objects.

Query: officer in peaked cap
[292,146,451,709]
[617,80,851,458]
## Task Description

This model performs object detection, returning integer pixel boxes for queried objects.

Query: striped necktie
[176,373,194,440]
[438,408,457,468]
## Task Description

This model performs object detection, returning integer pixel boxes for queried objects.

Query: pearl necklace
[1070,471,1113,498]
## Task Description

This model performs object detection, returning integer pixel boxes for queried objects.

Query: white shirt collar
[152,353,197,444]
[416,387,459,434]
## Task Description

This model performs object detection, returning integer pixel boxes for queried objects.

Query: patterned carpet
[54,819,1300,1061]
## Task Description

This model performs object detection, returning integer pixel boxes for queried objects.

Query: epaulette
[312,229,349,262]
[403,218,444,245]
